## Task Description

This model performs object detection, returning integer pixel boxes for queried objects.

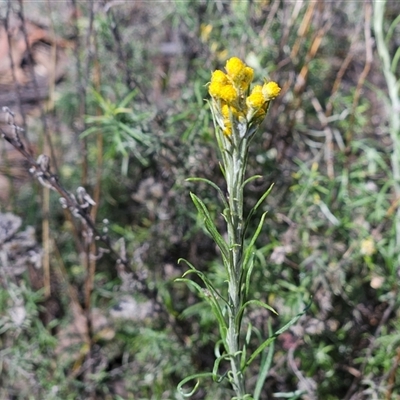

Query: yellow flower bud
[211,70,228,85]
[262,81,281,100]
[247,92,265,109]
[209,81,223,98]
[225,57,246,81]
[209,69,238,103]
[219,84,238,103]
[209,57,280,136]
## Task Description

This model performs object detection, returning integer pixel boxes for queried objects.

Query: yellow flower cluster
[208,57,281,136]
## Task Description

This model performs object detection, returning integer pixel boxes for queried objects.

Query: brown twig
[4,0,29,142]
[324,16,363,119]
[385,346,400,400]
[274,2,333,163]
[0,107,157,302]
[293,17,333,96]
[16,0,59,172]
[105,4,150,104]
[311,95,335,179]
[290,1,317,61]
[85,25,103,317]
[344,2,373,152]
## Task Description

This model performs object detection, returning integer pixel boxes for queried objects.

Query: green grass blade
[253,321,274,400]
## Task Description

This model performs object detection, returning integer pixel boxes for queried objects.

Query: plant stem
[225,137,248,398]
[373,0,400,264]
[207,57,281,398]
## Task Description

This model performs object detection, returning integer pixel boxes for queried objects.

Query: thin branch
[0,107,156,301]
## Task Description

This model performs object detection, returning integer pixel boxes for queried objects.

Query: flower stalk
[210,57,280,398]
[178,57,281,399]
[373,0,400,265]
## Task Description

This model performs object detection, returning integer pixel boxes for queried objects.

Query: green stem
[225,136,248,398]
[373,0,400,262]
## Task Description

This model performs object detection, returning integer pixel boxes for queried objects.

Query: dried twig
[0,107,156,302]
[344,2,373,151]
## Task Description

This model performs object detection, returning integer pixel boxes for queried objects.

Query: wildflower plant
[177,57,306,399]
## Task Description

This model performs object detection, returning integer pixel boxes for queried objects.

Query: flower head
[262,81,281,101]
[246,85,265,109]
[225,57,247,81]
[209,56,280,139]
[211,70,229,85]
[209,70,239,103]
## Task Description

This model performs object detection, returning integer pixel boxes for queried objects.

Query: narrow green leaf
[254,321,274,400]
[385,13,400,46]
[243,305,309,371]
[113,107,132,115]
[90,89,109,112]
[212,354,231,383]
[177,372,215,397]
[84,115,107,124]
[175,278,204,297]
[253,183,274,212]
[243,212,267,272]
[241,175,263,190]
[118,121,151,145]
[113,133,128,156]
[245,321,253,345]
[244,183,274,238]
[178,259,227,304]
[177,259,229,338]
[391,46,400,74]
[80,126,100,138]
[176,277,228,341]
[236,299,278,330]
[119,89,139,108]
[186,177,228,209]
[219,161,226,179]
[240,323,253,369]
[178,269,226,304]
[190,193,229,262]
[244,253,255,299]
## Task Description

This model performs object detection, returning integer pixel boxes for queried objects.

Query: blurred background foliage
[0,0,400,399]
